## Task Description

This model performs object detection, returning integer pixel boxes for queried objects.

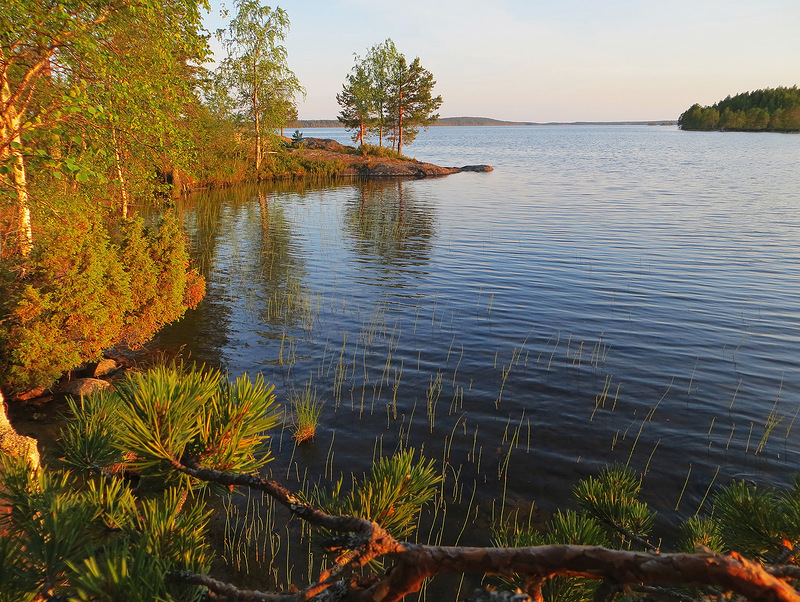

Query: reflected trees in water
[343,180,436,276]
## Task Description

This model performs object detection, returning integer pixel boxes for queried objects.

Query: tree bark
[111,127,129,217]
[1,72,34,256]
[172,459,800,602]
[396,90,404,156]
[359,545,800,602]
[253,56,261,174]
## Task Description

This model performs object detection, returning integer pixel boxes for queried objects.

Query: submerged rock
[459,164,494,172]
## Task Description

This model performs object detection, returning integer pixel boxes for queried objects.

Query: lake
[157,124,800,584]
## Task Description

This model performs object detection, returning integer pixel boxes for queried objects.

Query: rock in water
[459,165,494,172]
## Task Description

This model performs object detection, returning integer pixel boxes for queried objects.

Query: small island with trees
[678,86,800,132]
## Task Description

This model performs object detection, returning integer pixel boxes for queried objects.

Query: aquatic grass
[675,463,692,511]
[222,491,278,578]
[426,372,443,431]
[177,191,800,594]
[757,391,784,455]
[290,380,324,444]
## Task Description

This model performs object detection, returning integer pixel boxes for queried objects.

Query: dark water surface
[157,125,800,577]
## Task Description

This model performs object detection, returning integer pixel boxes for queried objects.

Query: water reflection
[254,190,308,331]
[343,180,435,274]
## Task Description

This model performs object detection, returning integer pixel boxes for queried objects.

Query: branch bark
[170,457,800,602]
[358,545,800,602]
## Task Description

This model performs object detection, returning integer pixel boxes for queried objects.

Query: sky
[202,0,800,123]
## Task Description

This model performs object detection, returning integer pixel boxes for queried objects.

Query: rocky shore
[295,137,493,178]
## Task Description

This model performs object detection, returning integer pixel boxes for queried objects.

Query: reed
[290,379,324,444]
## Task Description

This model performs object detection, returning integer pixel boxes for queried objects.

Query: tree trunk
[11,147,33,257]
[111,127,129,217]
[397,90,404,156]
[1,74,33,256]
[253,57,261,174]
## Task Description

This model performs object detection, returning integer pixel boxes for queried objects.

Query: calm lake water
[158,125,800,570]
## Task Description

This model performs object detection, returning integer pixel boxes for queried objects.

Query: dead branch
[355,545,800,602]
[171,458,800,602]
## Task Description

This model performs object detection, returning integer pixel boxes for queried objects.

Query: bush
[0,210,205,393]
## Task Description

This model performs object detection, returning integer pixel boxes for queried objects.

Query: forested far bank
[678,86,800,132]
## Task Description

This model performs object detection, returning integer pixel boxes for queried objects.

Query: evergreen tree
[385,55,442,155]
[336,40,441,154]
[679,86,800,132]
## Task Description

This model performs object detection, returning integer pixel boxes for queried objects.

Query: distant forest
[289,116,530,128]
[290,117,676,129]
[678,86,800,132]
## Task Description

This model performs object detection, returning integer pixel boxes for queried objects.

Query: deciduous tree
[216,1,303,173]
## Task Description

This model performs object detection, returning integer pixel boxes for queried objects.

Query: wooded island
[679,86,800,132]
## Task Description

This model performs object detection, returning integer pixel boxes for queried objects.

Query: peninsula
[281,136,492,178]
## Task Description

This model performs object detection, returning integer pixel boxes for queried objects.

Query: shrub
[0,210,205,393]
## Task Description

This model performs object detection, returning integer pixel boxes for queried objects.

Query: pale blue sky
[203,0,800,122]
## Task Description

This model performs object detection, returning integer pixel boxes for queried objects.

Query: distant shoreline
[290,117,678,128]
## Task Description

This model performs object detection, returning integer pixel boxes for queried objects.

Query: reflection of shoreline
[343,180,436,278]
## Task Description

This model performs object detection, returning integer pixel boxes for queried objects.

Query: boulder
[0,391,40,471]
[302,137,349,152]
[61,378,111,397]
[459,164,494,172]
[91,358,118,378]
[360,161,460,178]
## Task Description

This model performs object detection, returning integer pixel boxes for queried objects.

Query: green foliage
[0,210,205,392]
[678,515,724,554]
[0,534,37,602]
[0,211,132,390]
[314,449,441,541]
[337,39,442,153]
[493,510,608,602]
[261,152,348,179]
[711,478,800,562]
[353,144,410,160]
[679,86,800,131]
[337,58,376,145]
[573,464,655,546]
[0,365,279,599]
[290,380,323,443]
[67,543,167,602]
[386,54,442,154]
[215,0,304,170]
[0,456,209,601]
[61,390,128,472]
[63,365,280,487]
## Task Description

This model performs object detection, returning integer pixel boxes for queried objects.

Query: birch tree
[0,0,120,255]
[217,1,303,173]
[0,0,210,250]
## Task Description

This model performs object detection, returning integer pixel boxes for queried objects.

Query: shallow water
[157,125,800,576]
